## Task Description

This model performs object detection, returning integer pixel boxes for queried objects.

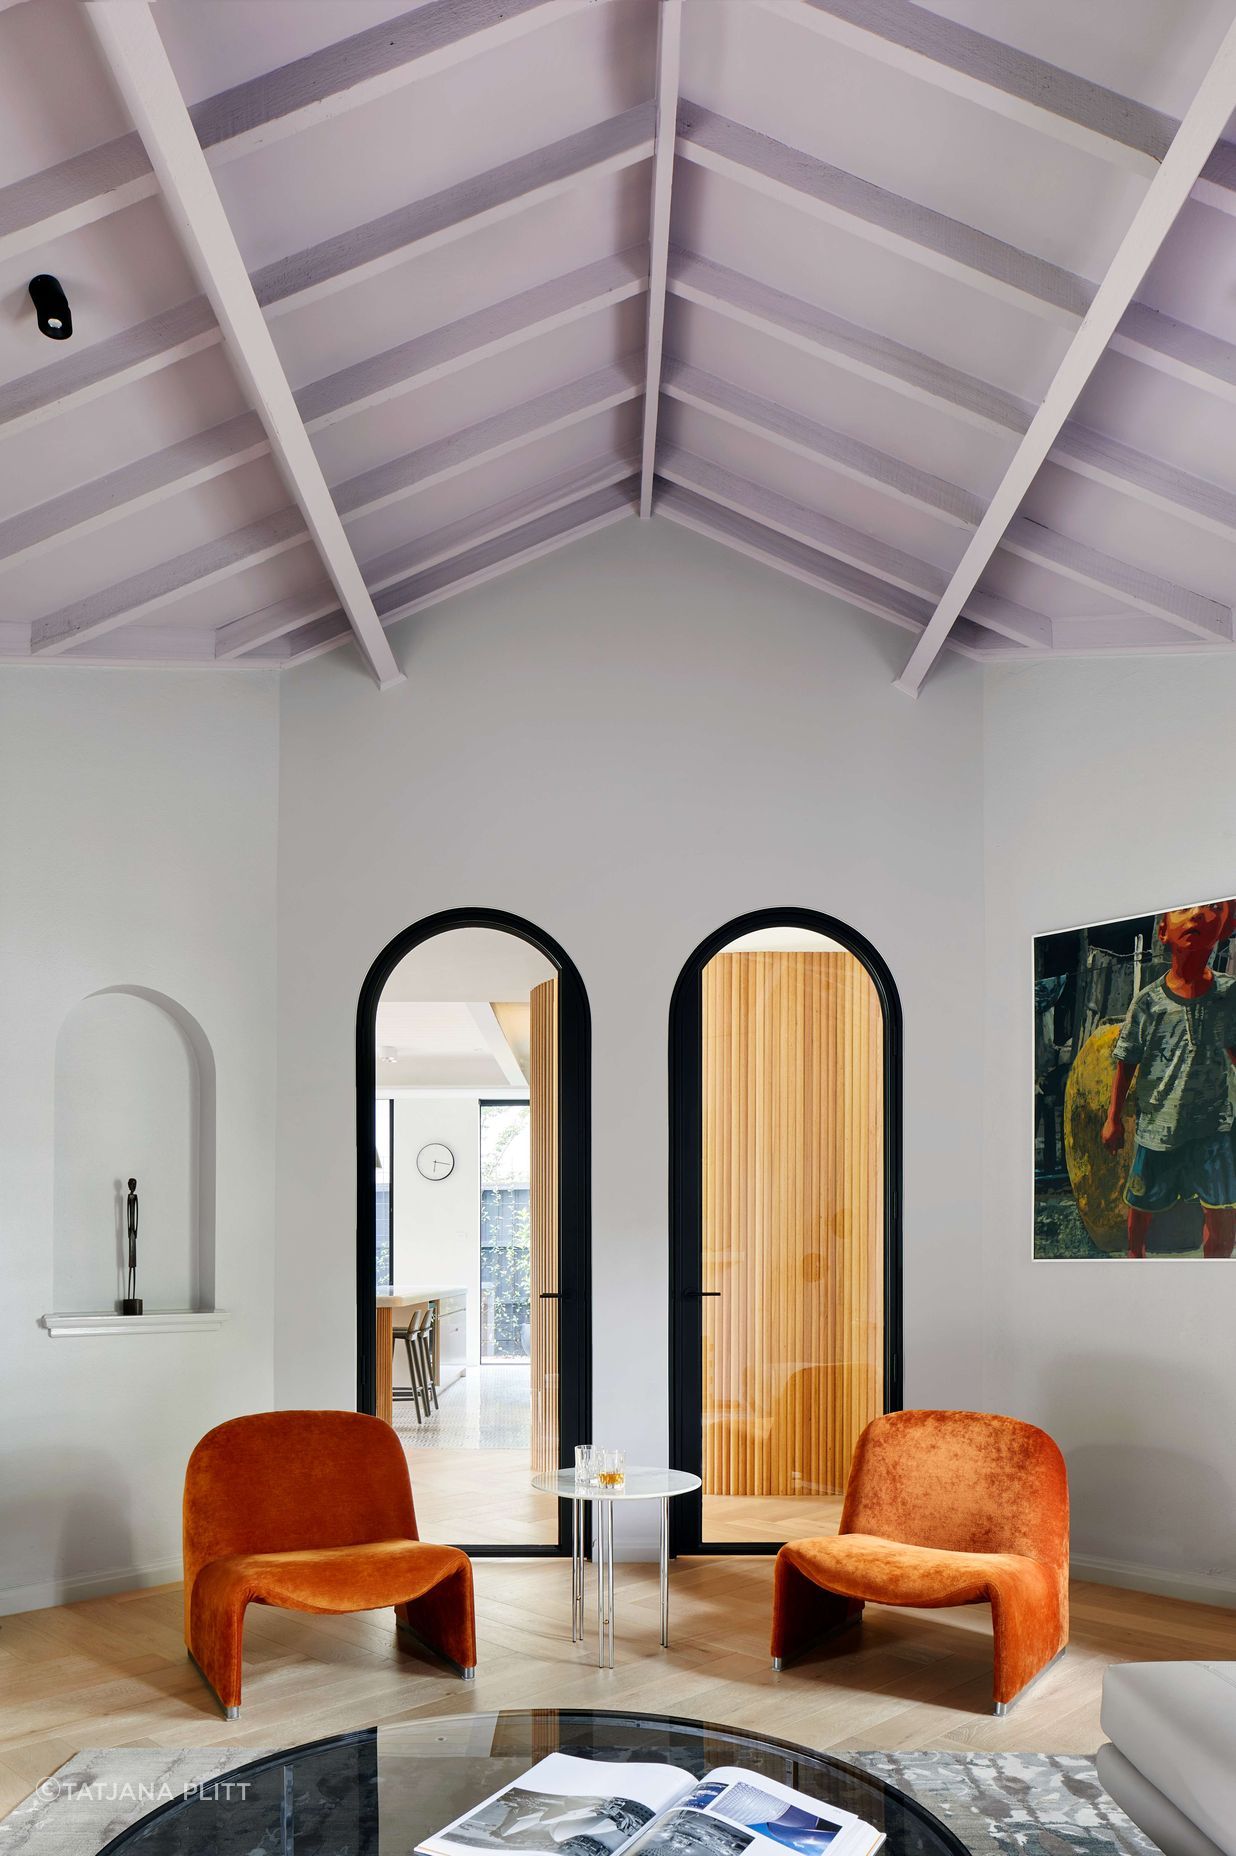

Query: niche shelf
[52,986,218,1319]
[41,1310,230,1338]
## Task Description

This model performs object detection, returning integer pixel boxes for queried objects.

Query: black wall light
[29,273,72,340]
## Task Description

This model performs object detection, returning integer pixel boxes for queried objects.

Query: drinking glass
[574,1444,599,1488]
[597,1449,625,1490]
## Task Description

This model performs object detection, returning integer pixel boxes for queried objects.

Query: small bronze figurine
[119,1176,143,1315]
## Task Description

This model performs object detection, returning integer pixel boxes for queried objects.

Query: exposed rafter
[30,510,309,656]
[253,105,655,318]
[676,103,1093,326]
[639,0,683,517]
[895,14,1236,692]
[668,250,1032,437]
[659,446,1051,646]
[297,251,647,430]
[0,0,598,265]
[0,412,268,571]
[656,482,1013,659]
[172,458,640,663]
[662,358,984,527]
[83,0,403,689]
[762,1,1236,222]
[0,299,218,442]
[330,359,641,523]
[276,481,637,666]
[759,0,1173,174]
[0,256,646,571]
[1001,516,1233,643]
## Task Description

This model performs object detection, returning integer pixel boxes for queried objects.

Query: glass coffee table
[98,1710,966,1856]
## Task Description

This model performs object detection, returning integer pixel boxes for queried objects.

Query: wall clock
[416,1142,455,1181]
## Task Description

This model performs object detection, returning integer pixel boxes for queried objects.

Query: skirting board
[0,1556,182,1619]
[1070,1553,1236,1610]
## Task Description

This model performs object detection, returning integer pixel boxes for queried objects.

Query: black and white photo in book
[417,1756,883,1856]
[438,1787,654,1856]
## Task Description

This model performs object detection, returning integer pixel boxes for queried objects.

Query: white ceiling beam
[0,134,647,448]
[1000,516,1233,643]
[223,453,638,659]
[659,445,945,597]
[668,250,1031,437]
[298,250,647,430]
[366,455,637,610]
[0,412,268,571]
[0,258,644,569]
[762,1,1236,220]
[84,1,403,689]
[24,392,635,662]
[0,0,596,265]
[465,1004,528,1086]
[278,481,637,666]
[1110,301,1236,404]
[662,260,1236,546]
[331,359,642,524]
[254,104,655,318]
[190,0,597,164]
[894,16,1236,693]
[1050,423,1236,542]
[676,103,1092,326]
[30,509,308,656]
[0,133,156,265]
[0,298,218,442]
[659,447,1052,646]
[662,358,983,527]
[656,483,1010,658]
[213,588,341,659]
[759,0,1173,174]
[639,0,683,517]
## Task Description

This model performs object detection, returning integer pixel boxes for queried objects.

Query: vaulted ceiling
[4,0,1236,692]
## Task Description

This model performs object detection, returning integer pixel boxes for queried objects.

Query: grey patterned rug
[0,1749,1155,1856]
[848,1754,1156,1856]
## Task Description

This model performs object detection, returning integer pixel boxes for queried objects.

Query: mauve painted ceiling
[1,0,1236,685]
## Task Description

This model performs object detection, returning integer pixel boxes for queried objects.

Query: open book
[417,1753,884,1856]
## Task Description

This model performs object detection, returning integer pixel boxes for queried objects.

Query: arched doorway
[357,908,591,1557]
[669,908,902,1554]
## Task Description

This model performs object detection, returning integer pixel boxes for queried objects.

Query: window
[479,1100,531,1360]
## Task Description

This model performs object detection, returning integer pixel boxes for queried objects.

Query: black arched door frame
[357,906,591,1558]
[668,906,903,1555]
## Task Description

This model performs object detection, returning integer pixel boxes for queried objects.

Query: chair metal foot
[993,1646,1066,1715]
[396,1617,475,1680]
[772,1656,783,1671]
[187,1649,239,1720]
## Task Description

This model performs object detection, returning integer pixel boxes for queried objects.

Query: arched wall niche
[53,987,217,1313]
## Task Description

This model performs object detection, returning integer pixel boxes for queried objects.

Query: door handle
[539,1291,560,1300]
[683,1290,721,1298]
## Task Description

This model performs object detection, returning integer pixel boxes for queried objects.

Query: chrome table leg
[659,1496,669,1648]
[605,1500,615,1669]
[571,1498,581,1642]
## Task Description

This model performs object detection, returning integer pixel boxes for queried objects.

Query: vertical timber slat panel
[701,950,883,1501]
[529,976,559,1475]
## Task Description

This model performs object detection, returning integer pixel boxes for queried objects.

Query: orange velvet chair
[183,1411,476,1717]
[771,1409,1069,1713]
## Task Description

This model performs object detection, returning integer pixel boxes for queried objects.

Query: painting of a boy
[1101,902,1236,1258]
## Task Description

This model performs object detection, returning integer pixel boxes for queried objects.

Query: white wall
[0,667,279,1614]
[275,518,988,1547]
[391,1093,482,1363]
[982,652,1236,1604]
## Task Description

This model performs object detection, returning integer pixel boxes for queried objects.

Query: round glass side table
[530,1467,701,1668]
